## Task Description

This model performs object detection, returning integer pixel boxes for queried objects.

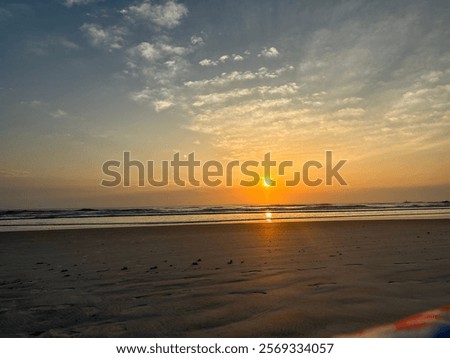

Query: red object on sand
[342,306,450,337]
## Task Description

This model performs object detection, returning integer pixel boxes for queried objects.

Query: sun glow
[262,176,273,187]
[265,211,272,222]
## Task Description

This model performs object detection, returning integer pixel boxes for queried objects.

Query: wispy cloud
[76,1,195,112]
[80,23,126,50]
[50,109,68,118]
[122,0,188,29]
[26,36,79,56]
[420,71,444,84]
[192,83,299,107]
[0,169,31,178]
[153,99,174,112]
[336,97,363,105]
[20,100,45,107]
[130,87,175,112]
[75,0,450,158]
[125,38,192,93]
[64,0,102,7]
[385,80,450,126]
[129,88,153,103]
[334,107,366,118]
[184,65,294,89]
[130,41,189,62]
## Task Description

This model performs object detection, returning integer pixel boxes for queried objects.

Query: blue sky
[0,0,449,208]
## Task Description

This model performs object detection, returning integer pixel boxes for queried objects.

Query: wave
[1,201,449,221]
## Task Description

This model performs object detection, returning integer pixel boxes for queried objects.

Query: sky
[0,0,449,209]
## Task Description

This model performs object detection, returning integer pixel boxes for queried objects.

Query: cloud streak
[64,0,101,7]
[184,65,294,89]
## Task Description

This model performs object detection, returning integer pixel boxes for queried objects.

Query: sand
[0,219,449,337]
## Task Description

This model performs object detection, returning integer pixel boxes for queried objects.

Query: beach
[0,219,449,338]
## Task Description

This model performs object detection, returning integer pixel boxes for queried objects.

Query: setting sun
[263,177,273,187]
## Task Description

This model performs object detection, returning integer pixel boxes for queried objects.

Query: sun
[265,211,272,220]
[262,176,273,187]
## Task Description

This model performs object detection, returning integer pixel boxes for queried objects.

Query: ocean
[0,201,449,232]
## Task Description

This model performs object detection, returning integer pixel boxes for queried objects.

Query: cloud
[0,169,31,178]
[184,65,294,89]
[133,42,159,60]
[75,1,449,161]
[64,0,101,7]
[129,88,153,103]
[130,41,189,62]
[186,98,314,156]
[123,0,188,29]
[66,1,450,165]
[199,58,218,67]
[334,107,366,118]
[294,13,432,96]
[420,71,443,83]
[198,53,247,67]
[130,87,175,112]
[50,109,68,118]
[76,1,193,115]
[259,47,279,58]
[126,40,191,86]
[192,83,299,107]
[158,43,188,56]
[185,70,256,88]
[59,38,79,50]
[153,99,174,112]
[190,35,204,46]
[385,78,450,126]
[26,36,79,56]
[80,23,125,50]
[162,57,190,78]
[185,77,306,157]
[336,97,363,105]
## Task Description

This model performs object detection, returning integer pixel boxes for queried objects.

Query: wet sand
[0,219,449,337]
